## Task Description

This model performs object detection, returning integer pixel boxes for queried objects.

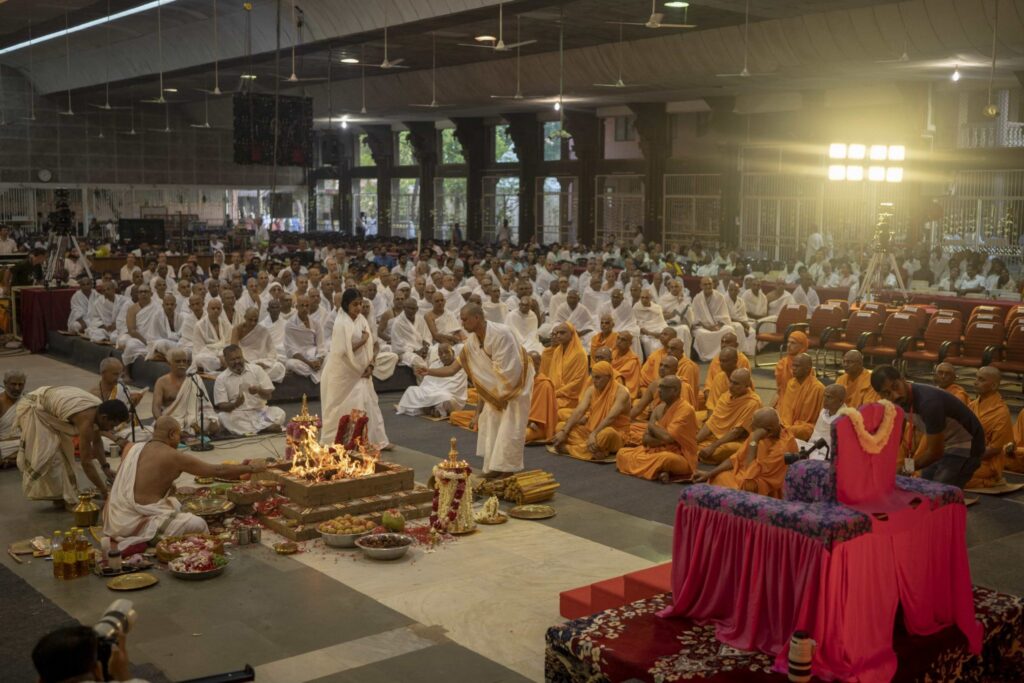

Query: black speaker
[119,219,165,244]
[321,132,340,165]
[233,93,314,167]
[270,194,293,218]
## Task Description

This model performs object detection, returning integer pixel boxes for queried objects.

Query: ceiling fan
[716,0,773,78]
[147,103,174,134]
[190,93,228,130]
[594,24,649,88]
[142,2,179,103]
[90,0,130,110]
[609,0,695,30]
[282,2,326,83]
[548,25,571,141]
[119,103,138,136]
[459,2,536,52]
[876,37,910,64]
[197,0,226,95]
[411,33,455,109]
[373,4,407,69]
[491,17,543,100]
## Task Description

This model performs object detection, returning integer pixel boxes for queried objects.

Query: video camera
[94,599,136,681]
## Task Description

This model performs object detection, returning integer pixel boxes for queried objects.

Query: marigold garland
[836,400,897,454]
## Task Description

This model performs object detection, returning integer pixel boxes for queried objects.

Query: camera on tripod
[94,599,136,680]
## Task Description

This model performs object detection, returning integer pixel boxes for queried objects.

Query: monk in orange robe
[703,332,751,397]
[616,377,699,482]
[965,367,1014,489]
[666,338,700,399]
[549,361,631,461]
[638,328,677,391]
[1008,410,1024,474]
[541,322,589,412]
[625,355,693,445]
[777,354,824,441]
[935,362,970,404]
[525,352,558,444]
[589,314,618,361]
[611,332,642,398]
[836,350,878,408]
[696,368,762,464]
[699,347,739,421]
[774,330,808,405]
[695,407,796,498]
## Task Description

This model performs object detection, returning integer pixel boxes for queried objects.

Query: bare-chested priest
[104,417,267,550]
[0,370,25,464]
[152,348,220,437]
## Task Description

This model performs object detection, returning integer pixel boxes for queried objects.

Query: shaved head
[823,383,846,412]
[792,353,813,380]
[751,407,781,434]
[593,347,613,363]
[975,366,1001,396]
[720,332,738,349]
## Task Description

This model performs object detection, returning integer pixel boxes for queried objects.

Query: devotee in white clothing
[191,299,231,372]
[550,289,596,345]
[689,277,745,361]
[284,295,328,383]
[85,281,126,343]
[791,273,820,315]
[231,308,286,382]
[506,296,544,355]
[361,298,399,381]
[740,278,769,320]
[796,384,847,458]
[213,345,285,435]
[67,276,96,334]
[633,289,669,357]
[725,281,755,355]
[151,348,220,436]
[390,298,432,369]
[482,284,509,323]
[0,370,25,464]
[396,344,468,418]
[118,284,179,366]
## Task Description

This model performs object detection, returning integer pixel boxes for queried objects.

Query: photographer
[32,626,146,683]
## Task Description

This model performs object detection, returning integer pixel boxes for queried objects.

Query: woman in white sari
[319,289,389,448]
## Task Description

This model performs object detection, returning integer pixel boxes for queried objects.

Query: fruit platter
[168,550,230,580]
[155,534,225,564]
[318,514,376,548]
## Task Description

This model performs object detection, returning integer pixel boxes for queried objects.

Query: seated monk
[397,343,467,418]
[525,351,558,444]
[935,362,970,404]
[798,384,846,454]
[541,322,589,413]
[103,417,267,551]
[695,407,796,498]
[638,327,677,391]
[616,377,699,482]
[836,350,879,408]
[91,357,147,448]
[1008,410,1024,474]
[964,367,1014,489]
[151,347,220,437]
[611,332,641,397]
[773,331,809,406]
[626,355,697,446]
[666,338,700,400]
[231,307,286,382]
[549,361,631,461]
[777,353,824,440]
[0,370,26,464]
[589,314,618,361]
[702,332,750,400]
[699,347,740,422]
[696,368,762,464]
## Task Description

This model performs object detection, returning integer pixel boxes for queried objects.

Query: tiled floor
[2,353,1022,682]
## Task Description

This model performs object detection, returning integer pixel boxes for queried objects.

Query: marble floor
[2,352,1022,682]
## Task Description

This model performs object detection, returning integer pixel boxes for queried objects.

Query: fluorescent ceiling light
[888,145,905,161]
[665,1,689,7]
[163,87,177,93]
[869,145,887,161]
[0,0,177,56]
[474,35,496,42]
[886,167,903,183]
[241,73,257,80]
[847,144,866,160]
[340,57,359,64]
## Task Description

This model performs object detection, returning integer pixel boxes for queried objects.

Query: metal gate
[595,174,644,247]
[535,176,578,245]
[434,177,468,242]
[663,174,722,251]
[739,174,820,262]
[482,175,520,243]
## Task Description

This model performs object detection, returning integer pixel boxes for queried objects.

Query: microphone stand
[118,381,141,442]
[188,372,214,452]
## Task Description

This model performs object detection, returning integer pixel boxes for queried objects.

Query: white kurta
[791,286,820,315]
[391,313,432,369]
[86,295,125,343]
[459,322,533,474]
[689,291,745,361]
[67,289,96,333]
[102,442,208,549]
[396,358,468,417]
[0,398,21,461]
[284,316,326,383]
[213,363,286,435]
[192,314,231,372]
[120,302,178,366]
[506,309,544,355]
[633,302,669,356]
[237,325,285,382]
[319,313,389,447]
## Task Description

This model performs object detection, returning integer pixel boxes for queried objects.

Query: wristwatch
[748,440,759,447]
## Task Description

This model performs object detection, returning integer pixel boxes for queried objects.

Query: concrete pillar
[362,125,394,237]
[451,117,487,241]
[504,112,540,245]
[629,103,669,244]
[404,121,439,242]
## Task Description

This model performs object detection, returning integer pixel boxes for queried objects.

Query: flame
[285,413,379,483]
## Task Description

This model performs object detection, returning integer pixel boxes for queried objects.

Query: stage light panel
[828,143,847,159]
[868,166,886,181]
[846,165,864,181]
[828,165,847,180]
[847,144,866,160]
[886,167,903,183]
[888,145,905,161]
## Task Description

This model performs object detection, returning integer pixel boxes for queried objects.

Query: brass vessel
[72,493,100,527]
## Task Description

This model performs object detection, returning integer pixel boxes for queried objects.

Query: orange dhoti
[778,375,824,441]
[525,373,558,444]
[965,392,1013,488]
[698,391,762,464]
[1009,412,1024,474]
[555,422,625,461]
[616,400,698,480]
[449,410,476,431]
[711,430,796,498]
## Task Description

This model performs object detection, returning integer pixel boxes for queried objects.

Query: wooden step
[623,562,672,602]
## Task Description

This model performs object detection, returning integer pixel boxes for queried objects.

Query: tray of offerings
[226,483,270,506]
[155,534,225,564]
[169,551,230,580]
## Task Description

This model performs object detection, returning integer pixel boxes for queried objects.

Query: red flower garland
[429,465,471,534]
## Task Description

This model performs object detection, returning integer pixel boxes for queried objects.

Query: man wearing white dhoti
[213,345,285,435]
[795,384,846,457]
[67,276,96,334]
[103,417,266,549]
[192,299,231,373]
[231,308,286,382]
[551,290,596,345]
[425,291,465,346]
[152,348,220,436]
[596,288,645,359]
[506,296,544,355]
[176,294,205,357]
[260,298,289,358]
[0,370,25,464]
[689,277,746,361]
[361,298,399,381]
[220,288,245,327]
[657,278,694,358]
[725,281,755,355]
[118,284,178,366]
[633,289,670,357]
[320,289,390,448]
[482,285,508,324]
[390,298,432,369]
[418,305,533,477]
[85,281,125,343]
[284,295,328,383]
[397,344,468,418]
[791,272,820,315]
[91,357,148,447]
[16,387,126,505]
[581,277,610,316]
[740,278,769,320]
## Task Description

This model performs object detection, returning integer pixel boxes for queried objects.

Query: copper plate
[274,541,299,555]
[107,573,158,591]
[183,498,235,518]
[509,504,556,520]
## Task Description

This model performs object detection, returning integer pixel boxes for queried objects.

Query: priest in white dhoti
[192,299,231,373]
[657,278,694,359]
[581,278,610,316]
[740,277,769,320]
[213,345,285,435]
[16,387,127,505]
[549,290,596,345]
[86,282,125,343]
[791,272,820,316]
[390,298,432,369]
[506,296,544,355]
[151,348,220,436]
[231,308,285,382]
[67,276,96,334]
[417,304,533,478]
[396,344,468,418]
[284,295,328,383]
[176,294,205,357]
[425,291,465,346]
[103,417,266,550]
[689,277,746,361]
[118,284,179,366]
[320,289,390,448]
[0,370,25,464]
[219,289,245,327]
[632,289,670,357]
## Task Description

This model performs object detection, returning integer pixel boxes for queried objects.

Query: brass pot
[72,493,100,527]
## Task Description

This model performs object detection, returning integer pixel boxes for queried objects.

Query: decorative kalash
[258,397,432,541]
[430,438,476,536]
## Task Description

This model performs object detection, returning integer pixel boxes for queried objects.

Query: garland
[430,465,471,534]
[836,400,897,454]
